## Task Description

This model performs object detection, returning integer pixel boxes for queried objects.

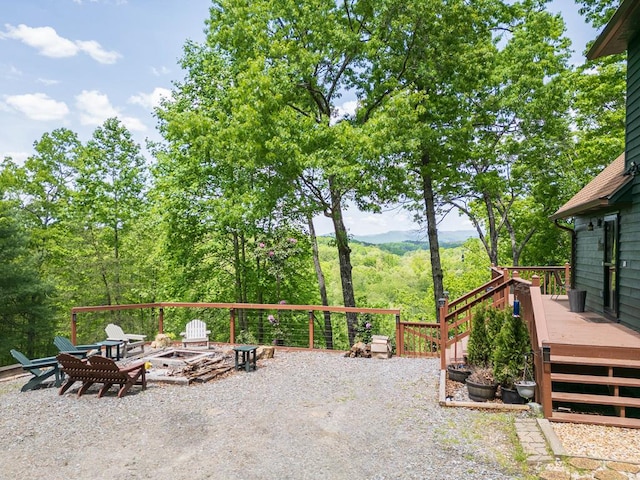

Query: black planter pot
[447,365,472,383]
[466,379,498,402]
[501,386,526,404]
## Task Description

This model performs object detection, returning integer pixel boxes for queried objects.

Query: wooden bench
[57,353,147,398]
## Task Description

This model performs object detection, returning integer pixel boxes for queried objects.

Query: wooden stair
[548,351,640,429]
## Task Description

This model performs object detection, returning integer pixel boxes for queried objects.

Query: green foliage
[353,314,374,344]
[492,306,531,387]
[466,306,493,368]
[0,201,55,363]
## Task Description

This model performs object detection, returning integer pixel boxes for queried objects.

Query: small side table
[97,340,125,360]
[233,345,258,372]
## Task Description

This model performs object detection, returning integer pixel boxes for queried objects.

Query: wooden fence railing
[395,264,569,360]
[70,302,400,352]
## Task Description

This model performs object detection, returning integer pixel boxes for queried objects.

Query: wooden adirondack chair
[54,336,101,358]
[104,323,146,357]
[87,355,147,398]
[180,319,211,348]
[57,353,147,398]
[56,353,94,397]
[10,349,64,392]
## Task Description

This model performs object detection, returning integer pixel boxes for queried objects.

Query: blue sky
[1,0,598,235]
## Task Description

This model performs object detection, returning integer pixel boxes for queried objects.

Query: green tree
[74,118,148,308]
[0,199,55,364]
[447,2,572,266]
[492,306,530,387]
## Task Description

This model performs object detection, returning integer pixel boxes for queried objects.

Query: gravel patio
[0,350,532,480]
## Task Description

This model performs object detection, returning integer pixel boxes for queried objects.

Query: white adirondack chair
[104,323,147,357]
[180,319,211,348]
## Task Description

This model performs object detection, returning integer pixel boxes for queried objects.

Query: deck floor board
[542,296,640,349]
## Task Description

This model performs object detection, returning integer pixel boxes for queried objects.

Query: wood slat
[550,355,640,368]
[551,412,640,429]
[552,391,640,408]
[551,372,640,388]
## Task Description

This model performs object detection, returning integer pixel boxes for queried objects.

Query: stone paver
[515,418,553,464]
[570,457,605,470]
[609,462,640,474]
[593,469,630,480]
[526,421,640,480]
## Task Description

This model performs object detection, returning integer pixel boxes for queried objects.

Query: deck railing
[499,263,570,296]
[434,266,564,411]
[70,302,400,352]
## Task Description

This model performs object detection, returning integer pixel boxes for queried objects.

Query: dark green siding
[618,182,640,331]
[574,216,604,312]
[627,33,640,169]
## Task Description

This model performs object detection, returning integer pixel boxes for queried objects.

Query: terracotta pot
[447,365,472,383]
[466,379,498,402]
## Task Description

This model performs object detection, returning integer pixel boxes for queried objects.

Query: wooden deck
[540,295,640,428]
[542,295,640,351]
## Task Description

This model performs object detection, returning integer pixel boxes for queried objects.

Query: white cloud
[333,100,358,118]
[1,151,30,164]
[37,78,60,85]
[128,87,172,109]
[76,89,117,125]
[1,24,121,64]
[151,66,170,76]
[119,116,147,132]
[5,93,69,121]
[75,89,146,131]
[75,39,121,64]
[2,64,22,79]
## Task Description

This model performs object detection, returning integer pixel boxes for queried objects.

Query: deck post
[439,297,448,369]
[564,262,570,292]
[158,307,164,334]
[395,314,402,356]
[229,308,236,344]
[71,312,77,344]
[308,310,314,349]
[541,344,553,419]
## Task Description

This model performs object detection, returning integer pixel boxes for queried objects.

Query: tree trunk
[328,176,358,345]
[232,231,247,330]
[308,214,333,349]
[419,151,444,319]
[483,193,500,266]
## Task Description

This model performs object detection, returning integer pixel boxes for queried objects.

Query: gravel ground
[552,422,640,463]
[0,351,526,480]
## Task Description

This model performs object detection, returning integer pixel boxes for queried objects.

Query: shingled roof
[550,154,632,220]
[587,0,640,59]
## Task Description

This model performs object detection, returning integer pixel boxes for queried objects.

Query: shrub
[466,306,492,367]
[492,306,531,388]
[468,366,495,385]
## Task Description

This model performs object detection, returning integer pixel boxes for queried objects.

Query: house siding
[619,182,640,331]
[574,216,604,312]
[627,33,640,170]
[574,201,640,332]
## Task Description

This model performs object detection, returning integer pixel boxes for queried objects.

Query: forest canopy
[0,0,625,364]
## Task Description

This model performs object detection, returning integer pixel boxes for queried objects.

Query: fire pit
[143,348,216,368]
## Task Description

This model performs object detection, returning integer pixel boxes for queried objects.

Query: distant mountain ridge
[322,229,477,244]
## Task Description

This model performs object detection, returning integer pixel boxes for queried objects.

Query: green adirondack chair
[10,349,64,392]
[53,336,101,358]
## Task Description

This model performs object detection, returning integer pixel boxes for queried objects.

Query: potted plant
[492,303,531,404]
[464,306,499,401]
[466,306,492,367]
[447,363,472,383]
[515,353,536,401]
[466,367,498,402]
